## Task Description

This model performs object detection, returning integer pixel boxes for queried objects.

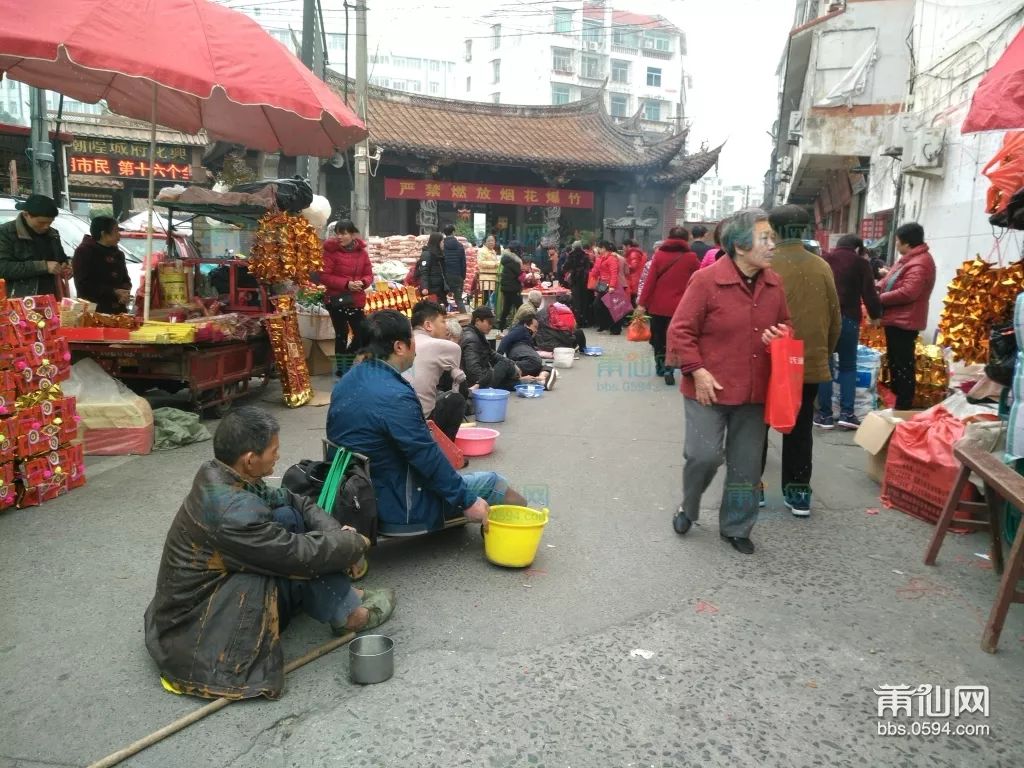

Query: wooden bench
[924,439,1024,652]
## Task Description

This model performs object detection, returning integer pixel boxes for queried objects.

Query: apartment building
[0,76,104,125]
[461,0,687,133]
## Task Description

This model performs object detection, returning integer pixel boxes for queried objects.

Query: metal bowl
[349,634,394,685]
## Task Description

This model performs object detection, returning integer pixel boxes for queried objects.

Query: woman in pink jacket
[877,222,936,409]
[320,219,374,376]
[589,240,624,334]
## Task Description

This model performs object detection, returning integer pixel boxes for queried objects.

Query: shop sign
[69,138,189,162]
[384,179,594,209]
[68,155,192,181]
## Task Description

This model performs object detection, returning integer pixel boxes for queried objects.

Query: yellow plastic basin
[483,505,550,568]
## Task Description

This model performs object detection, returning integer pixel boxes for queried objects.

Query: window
[612,27,638,48]
[581,55,602,80]
[393,80,407,92]
[646,67,662,87]
[410,81,422,92]
[430,60,441,72]
[491,92,501,104]
[407,57,422,69]
[583,20,603,47]
[491,59,500,84]
[492,24,501,50]
[552,84,571,105]
[609,93,629,117]
[465,40,472,61]
[554,8,573,34]
[326,34,345,52]
[644,32,671,52]
[429,82,440,94]
[466,76,471,92]
[611,60,629,83]
[552,48,572,73]
[644,100,661,121]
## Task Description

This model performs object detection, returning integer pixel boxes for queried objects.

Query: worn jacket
[416,247,448,296]
[144,460,366,700]
[823,245,882,321]
[878,243,936,331]
[589,252,620,290]
[320,238,373,308]
[460,324,502,388]
[328,359,477,532]
[0,214,67,297]
[72,235,131,313]
[500,251,523,291]
[770,242,841,383]
[665,255,791,406]
[402,328,466,416]
[625,247,646,295]
[637,238,699,318]
[443,235,467,278]
[562,247,591,289]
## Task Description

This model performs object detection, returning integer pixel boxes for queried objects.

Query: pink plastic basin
[455,427,500,456]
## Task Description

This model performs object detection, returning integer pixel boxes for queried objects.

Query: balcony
[611,44,639,56]
[579,71,606,83]
[641,47,673,60]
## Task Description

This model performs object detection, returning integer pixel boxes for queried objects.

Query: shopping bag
[627,314,651,342]
[764,332,804,434]
[601,287,632,324]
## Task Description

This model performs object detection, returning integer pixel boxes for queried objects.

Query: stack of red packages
[0,294,84,511]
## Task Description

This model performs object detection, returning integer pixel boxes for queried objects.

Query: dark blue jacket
[497,323,534,356]
[443,236,466,278]
[327,359,476,532]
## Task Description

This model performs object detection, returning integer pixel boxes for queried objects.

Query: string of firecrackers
[262,295,313,408]
[248,212,323,284]
[936,257,1024,364]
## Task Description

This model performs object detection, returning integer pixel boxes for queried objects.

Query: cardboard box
[854,409,920,483]
[301,338,336,376]
[297,310,335,341]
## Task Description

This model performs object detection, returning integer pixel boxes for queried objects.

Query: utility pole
[27,87,54,197]
[297,0,322,194]
[352,0,370,234]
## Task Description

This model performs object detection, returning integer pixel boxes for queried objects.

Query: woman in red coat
[636,227,699,385]
[320,219,374,376]
[665,209,790,555]
[623,239,647,304]
[589,240,624,333]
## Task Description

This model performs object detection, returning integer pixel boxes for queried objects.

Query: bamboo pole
[87,632,356,768]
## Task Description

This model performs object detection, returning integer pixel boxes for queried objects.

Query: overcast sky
[227,0,795,189]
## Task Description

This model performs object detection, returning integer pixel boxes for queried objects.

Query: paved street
[2,333,1023,768]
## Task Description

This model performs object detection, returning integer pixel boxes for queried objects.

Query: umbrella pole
[142,83,158,322]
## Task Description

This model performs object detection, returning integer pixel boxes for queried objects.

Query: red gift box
[17,475,68,508]
[0,422,16,464]
[39,396,78,445]
[20,444,85,489]
[0,461,15,511]
[12,405,63,458]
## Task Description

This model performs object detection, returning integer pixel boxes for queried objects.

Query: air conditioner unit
[903,128,945,178]
[586,41,600,51]
[787,112,803,145]
[778,156,793,175]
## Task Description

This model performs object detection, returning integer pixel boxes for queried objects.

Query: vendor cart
[68,337,272,418]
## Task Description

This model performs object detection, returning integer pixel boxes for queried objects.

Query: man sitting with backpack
[328,310,531,534]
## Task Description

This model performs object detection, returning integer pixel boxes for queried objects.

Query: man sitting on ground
[497,311,558,389]
[460,305,547,391]
[329,310,531,533]
[144,406,394,701]
[403,300,470,442]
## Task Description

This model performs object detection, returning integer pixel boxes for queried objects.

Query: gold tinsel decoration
[248,212,323,284]
[879,340,950,409]
[262,295,313,407]
[936,257,1024,364]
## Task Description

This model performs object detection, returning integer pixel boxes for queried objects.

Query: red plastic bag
[764,332,804,434]
[627,315,651,342]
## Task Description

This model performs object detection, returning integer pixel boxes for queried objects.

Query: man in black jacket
[0,194,70,298]
[72,216,133,313]
[442,224,467,311]
[459,306,522,391]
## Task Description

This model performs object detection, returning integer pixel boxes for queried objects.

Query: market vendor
[328,310,530,533]
[0,194,71,298]
[145,406,395,700]
[72,216,132,313]
[320,220,373,377]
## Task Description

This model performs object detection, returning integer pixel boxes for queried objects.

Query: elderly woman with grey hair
[514,289,544,324]
[664,209,791,555]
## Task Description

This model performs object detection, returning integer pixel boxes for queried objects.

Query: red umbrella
[0,0,366,154]
[963,26,1024,134]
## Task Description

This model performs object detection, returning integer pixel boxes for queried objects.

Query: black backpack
[281,453,378,544]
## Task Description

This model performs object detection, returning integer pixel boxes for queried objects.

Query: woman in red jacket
[636,227,699,385]
[589,240,623,333]
[877,221,937,409]
[623,239,647,304]
[665,209,790,555]
[320,219,374,376]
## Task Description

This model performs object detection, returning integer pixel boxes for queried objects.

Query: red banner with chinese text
[383,178,593,209]
[68,155,192,181]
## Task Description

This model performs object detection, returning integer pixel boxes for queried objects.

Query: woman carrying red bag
[664,209,790,555]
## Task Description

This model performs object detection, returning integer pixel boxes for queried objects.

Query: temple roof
[46,112,208,146]
[650,144,724,186]
[328,74,693,174]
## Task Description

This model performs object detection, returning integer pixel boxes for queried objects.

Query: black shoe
[672,507,692,535]
[664,369,675,386]
[720,535,755,554]
[655,365,664,376]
